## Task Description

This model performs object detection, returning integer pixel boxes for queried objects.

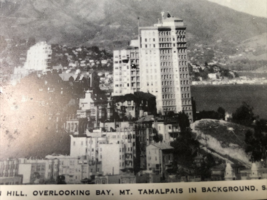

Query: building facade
[70,130,136,175]
[112,13,193,122]
[24,42,52,71]
[113,43,140,96]
[139,13,192,121]
[146,143,173,178]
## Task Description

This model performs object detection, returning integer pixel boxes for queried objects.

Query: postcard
[0,0,266,199]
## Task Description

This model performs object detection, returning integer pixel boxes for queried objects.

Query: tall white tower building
[113,13,193,122]
[24,41,52,71]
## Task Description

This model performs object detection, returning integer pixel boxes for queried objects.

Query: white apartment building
[113,44,140,96]
[17,158,59,184]
[112,13,193,121]
[24,41,52,71]
[70,130,135,175]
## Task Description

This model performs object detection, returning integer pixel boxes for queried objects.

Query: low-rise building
[146,143,173,178]
[70,130,136,175]
[17,158,59,184]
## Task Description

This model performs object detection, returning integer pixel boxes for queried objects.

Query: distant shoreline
[192,80,267,86]
[234,70,267,73]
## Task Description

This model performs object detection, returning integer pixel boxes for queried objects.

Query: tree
[152,128,163,143]
[170,113,199,170]
[194,153,216,180]
[177,111,190,132]
[27,36,36,48]
[232,102,255,126]
[217,107,225,120]
[57,175,66,184]
[171,129,199,168]
[245,120,267,163]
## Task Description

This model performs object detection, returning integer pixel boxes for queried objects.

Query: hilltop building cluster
[1,13,194,184]
[10,41,113,86]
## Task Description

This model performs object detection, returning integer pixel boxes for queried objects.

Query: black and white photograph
[0,0,267,188]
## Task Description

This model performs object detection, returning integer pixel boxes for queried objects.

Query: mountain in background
[0,0,266,62]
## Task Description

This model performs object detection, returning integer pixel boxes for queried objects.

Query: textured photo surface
[0,0,267,185]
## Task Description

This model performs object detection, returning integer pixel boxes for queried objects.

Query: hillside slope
[0,0,266,52]
[191,119,252,167]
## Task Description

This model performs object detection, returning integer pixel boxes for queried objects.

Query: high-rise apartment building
[24,41,52,71]
[113,13,193,122]
[113,41,140,96]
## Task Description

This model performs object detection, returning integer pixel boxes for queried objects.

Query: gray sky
[208,0,267,18]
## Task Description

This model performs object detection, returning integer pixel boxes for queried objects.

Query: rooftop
[150,143,174,150]
[136,115,155,123]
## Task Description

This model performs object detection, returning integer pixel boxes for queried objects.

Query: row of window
[161,81,174,86]
[158,35,186,43]
[160,49,172,54]
[180,67,188,72]
[183,106,192,111]
[161,60,175,67]
[131,59,139,64]
[146,81,158,86]
[158,31,171,36]
[179,61,187,66]
[177,37,186,42]
[159,37,172,42]
[144,44,156,48]
[0,165,18,170]
[0,172,17,177]
[182,100,191,105]
[177,43,187,48]
[181,87,190,92]
[162,87,174,93]
[144,62,157,67]
[163,107,176,112]
[181,93,190,98]
[178,55,187,59]
[160,55,172,60]
[158,30,186,36]
[180,80,190,85]
[147,156,157,161]
[159,43,176,48]
[144,38,156,42]
[131,77,140,81]
[131,83,140,87]
[180,74,189,79]
[178,49,186,53]
[160,68,173,73]
[161,74,174,80]
[163,100,176,106]
[130,52,139,58]
[162,94,175,99]
[143,49,157,55]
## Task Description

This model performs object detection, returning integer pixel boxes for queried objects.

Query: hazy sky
[208,0,267,18]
